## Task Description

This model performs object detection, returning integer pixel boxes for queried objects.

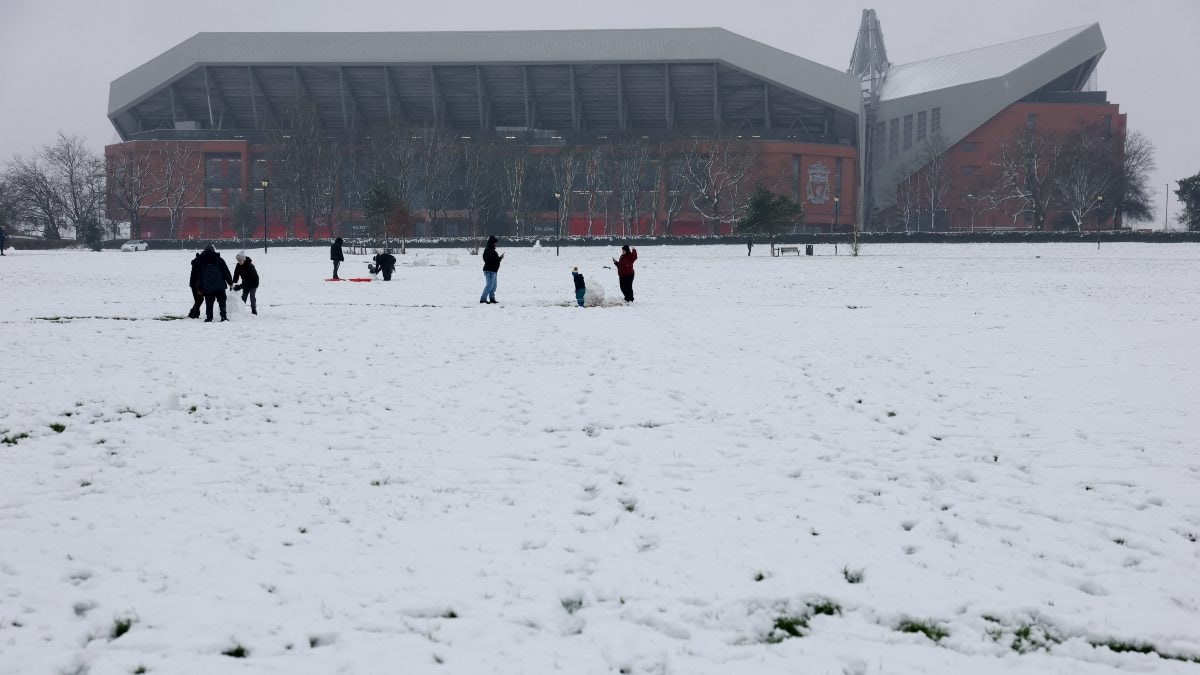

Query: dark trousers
[188,289,203,318]
[241,287,257,313]
[332,260,341,278]
[203,291,228,321]
[619,273,635,302]
[382,266,393,281]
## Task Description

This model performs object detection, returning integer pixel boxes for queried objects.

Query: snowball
[583,282,605,307]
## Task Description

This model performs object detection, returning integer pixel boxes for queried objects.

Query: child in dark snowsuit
[187,253,203,318]
[232,252,259,314]
[571,267,586,307]
[370,252,397,281]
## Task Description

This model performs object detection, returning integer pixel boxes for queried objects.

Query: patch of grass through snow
[1,432,30,445]
[896,618,949,643]
[842,566,864,584]
[1088,638,1200,663]
[110,616,134,640]
[222,644,249,658]
[764,599,842,643]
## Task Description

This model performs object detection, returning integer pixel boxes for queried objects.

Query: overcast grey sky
[2,0,1196,226]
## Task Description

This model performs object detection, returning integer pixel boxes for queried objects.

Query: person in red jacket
[613,244,638,302]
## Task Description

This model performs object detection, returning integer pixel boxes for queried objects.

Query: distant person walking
[0,226,7,255]
[196,244,233,322]
[480,235,504,304]
[370,251,397,281]
[571,266,586,307]
[232,252,259,315]
[330,237,344,279]
[746,237,753,256]
[613,244,638,302]
[187,252,203,319]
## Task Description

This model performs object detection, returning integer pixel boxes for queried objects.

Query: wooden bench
[776,246,801,256]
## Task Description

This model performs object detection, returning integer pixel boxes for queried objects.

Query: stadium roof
[869,22,1107,207]
[880,25,1099,100]
[107,28,862,142]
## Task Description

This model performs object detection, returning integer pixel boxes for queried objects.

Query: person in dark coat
[571,266,586,307]
[613,244,638,302]
[330,237,345,279]
[196,244,234,322]
[480,235,503,304]
[187,253,203,319]
[232,252,259,315]
[0,226,7,255]
[746,237,754,256]
[369,251,398,281]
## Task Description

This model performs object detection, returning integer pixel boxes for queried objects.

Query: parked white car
[120,240,149,252]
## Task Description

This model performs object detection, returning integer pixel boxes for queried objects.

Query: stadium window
[931,107,941,135]
[960,165,981,176]
[889,118,899,159]
[1102,115,1112,133]
[917,111,927,142]
[206,187,224,208]
[961,142,979,152]
[903,115,913,151]
[1027,113,1037,130]
[792,156,802,201]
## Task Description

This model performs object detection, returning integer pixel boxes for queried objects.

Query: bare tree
[659,152,688,235]
[891,160,918,232]
[990,125,1063,231]
[1109,130,1156,225]
[1053,127,1118,230]
[266,102,343,239]
[609,137,652,237]
[107,150,154,239]
[6,154,65,239]
[580,146,610,236]
[461,138,500,251]
[44,133,106,240]
[677,135,761,234]
[914,133,951,230]
[547,145,583,243]
[150,142,203,239]
[416,126,458,235]
[498,141,529,236]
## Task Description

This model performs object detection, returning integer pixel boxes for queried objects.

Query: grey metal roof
[880,25,1095,101]
[108,28,862,124]
[869,22,1107,209]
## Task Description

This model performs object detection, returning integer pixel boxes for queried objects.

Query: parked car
[120,240,149,252]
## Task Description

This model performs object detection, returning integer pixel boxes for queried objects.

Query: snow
[1,243,1198,674]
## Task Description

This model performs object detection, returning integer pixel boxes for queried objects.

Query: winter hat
[572,266,578,271]
[487,235,498,245]
[235,252,246,262]
[621,244,630,253]
[204,244,215,253]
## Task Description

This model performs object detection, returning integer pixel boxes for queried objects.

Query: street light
[554,191,562,257]
[1095,194,1104,230]
[833,195,840,232]
[261,179,269,253]
[967,193,976,232]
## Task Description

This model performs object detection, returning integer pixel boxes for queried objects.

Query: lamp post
[833,195,840,232]
[1095,194,1104,230]
[967,193,976,232]
[554,191,562,257]
[261,179,269,253]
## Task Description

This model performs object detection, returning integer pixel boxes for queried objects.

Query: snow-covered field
[1,242,1198,675]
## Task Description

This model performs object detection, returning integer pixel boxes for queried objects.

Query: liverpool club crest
[806,162,830,205]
